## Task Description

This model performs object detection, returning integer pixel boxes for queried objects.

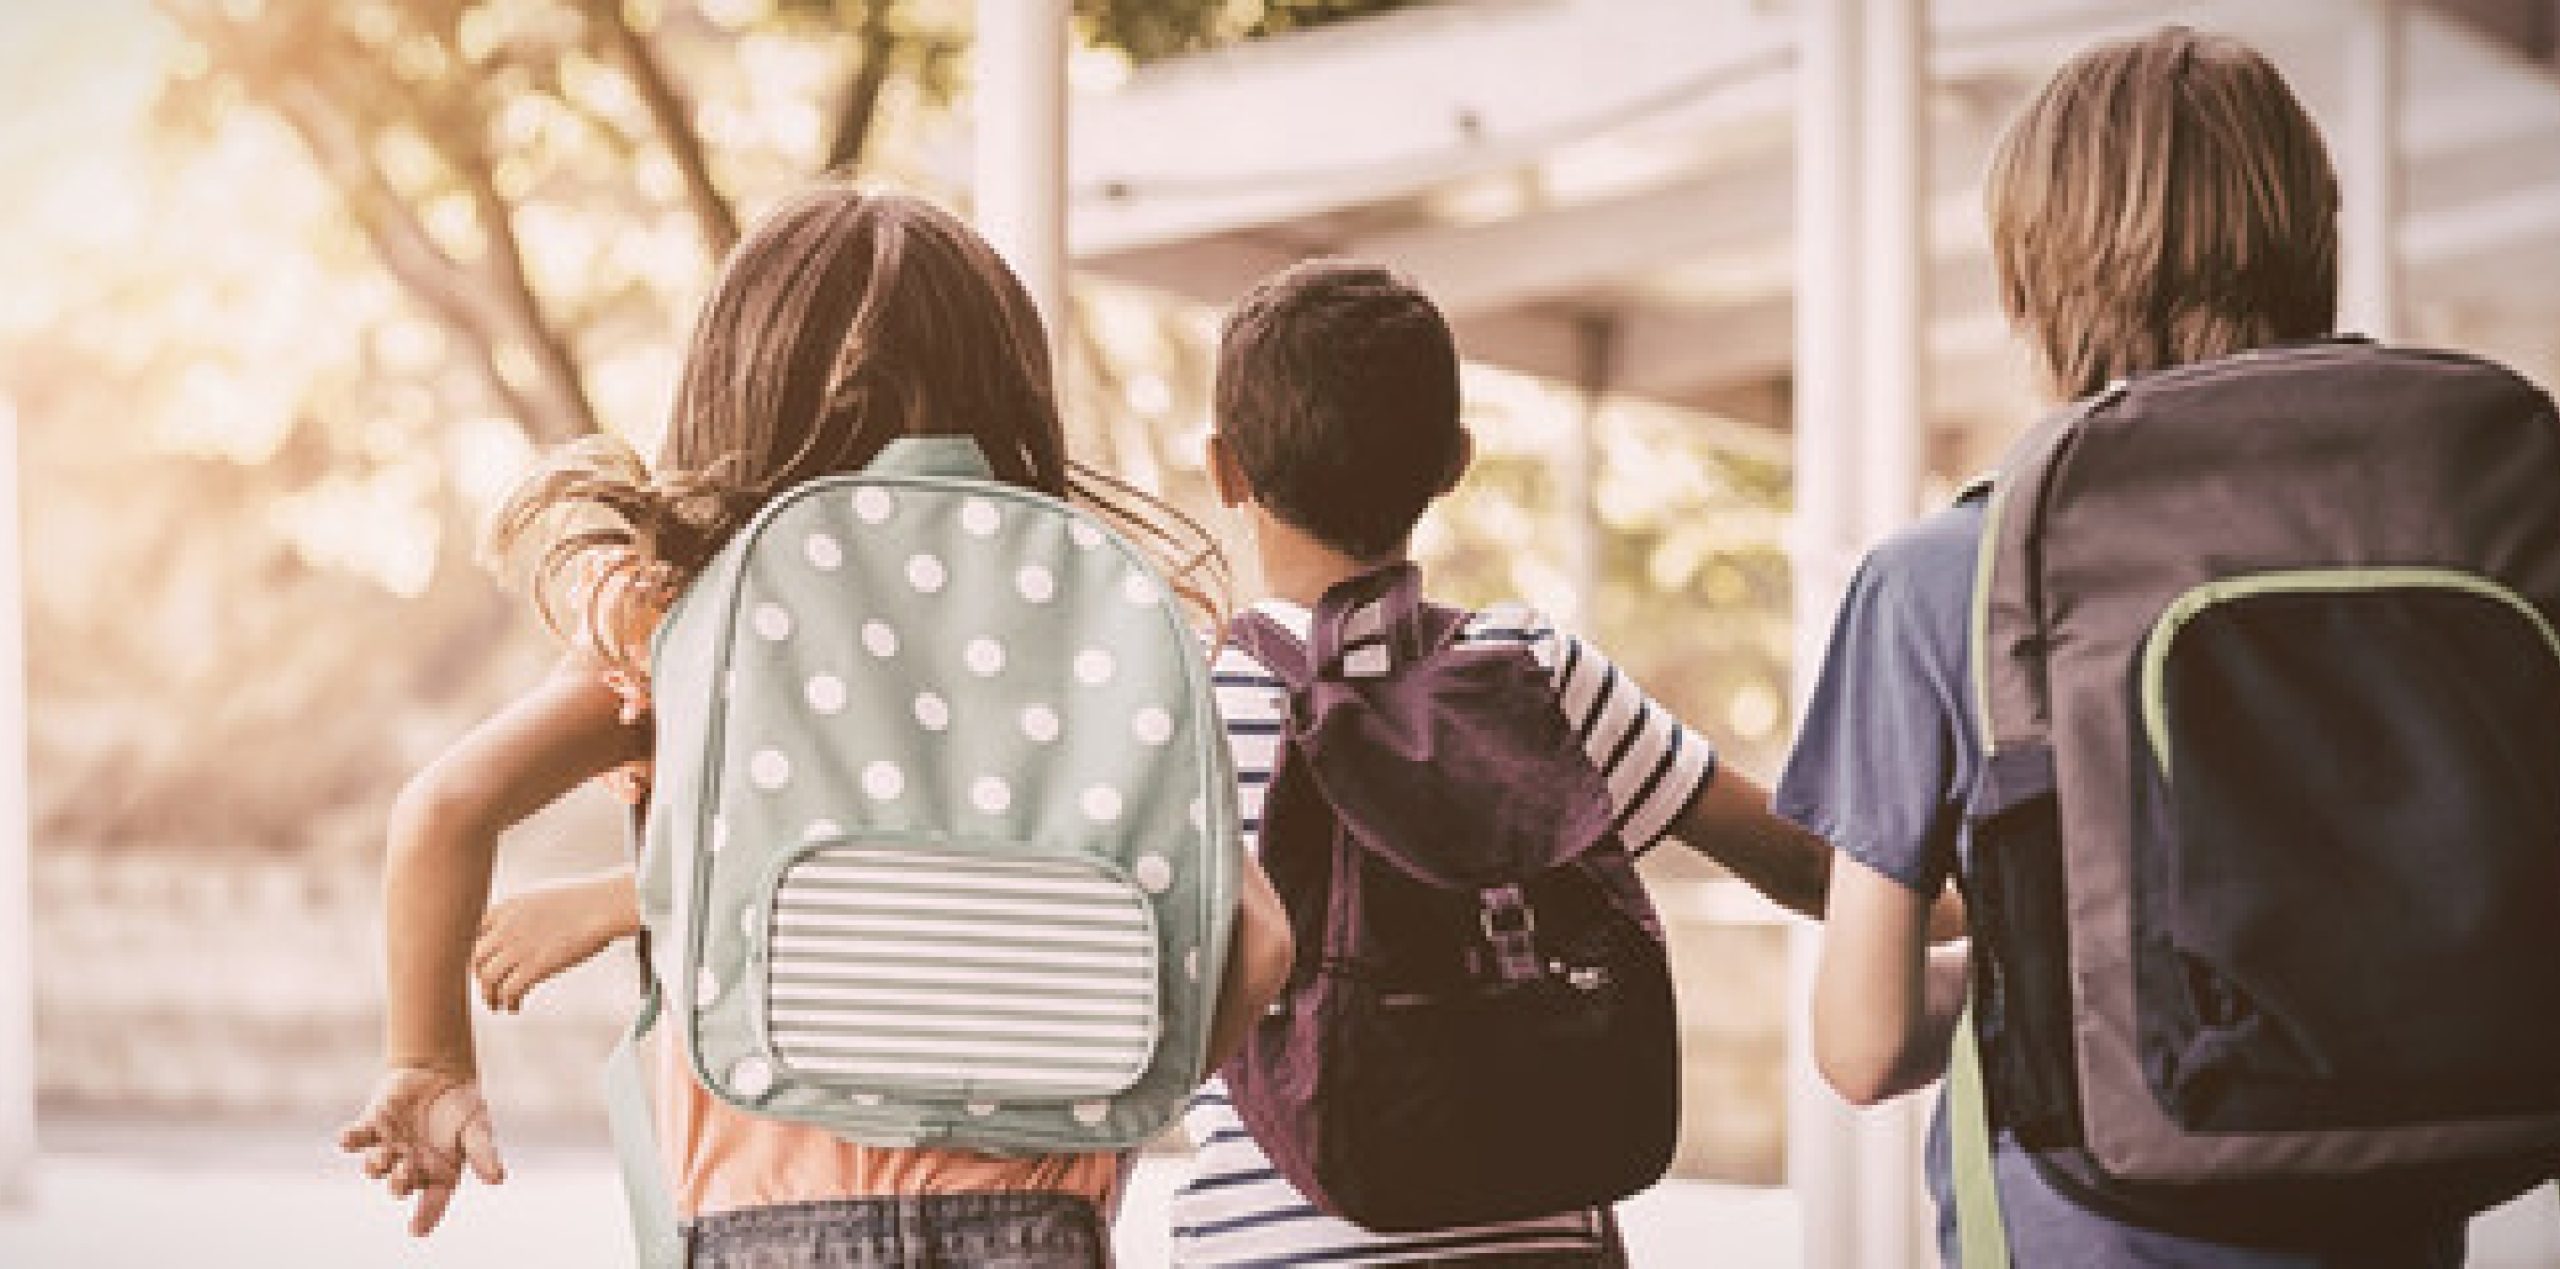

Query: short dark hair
[1215,259,1464,560]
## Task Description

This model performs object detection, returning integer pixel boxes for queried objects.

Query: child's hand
[472,870,638,1012]
[338,1066,504,1237]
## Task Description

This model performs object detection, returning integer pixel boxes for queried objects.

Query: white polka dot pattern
[750,749,791,790]
[964,638,1005,677]
[1082,785,1124,824]
[804,532,843,570]
[972,776,1012,814]
[862,761,904,801]
[861,620,898,658]
[671,470,1236,1145]
[805,674,847,714]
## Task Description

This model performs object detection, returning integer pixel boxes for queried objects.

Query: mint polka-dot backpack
[601,437,1240,1267]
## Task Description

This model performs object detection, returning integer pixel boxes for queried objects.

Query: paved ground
[0,1119,1788,1267]
[0,1119,2549,1266]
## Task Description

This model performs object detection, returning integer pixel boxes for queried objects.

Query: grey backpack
[1954,338,2560,1252]
[601,436,1239,1267]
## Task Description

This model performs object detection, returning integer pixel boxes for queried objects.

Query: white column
[0,401,32,1206]
[1565,314,1616,624]
[973,0,1072,357]
[1856,0,1933,1264]
[1788,0,1863,1265]
[2341,0,2404,341]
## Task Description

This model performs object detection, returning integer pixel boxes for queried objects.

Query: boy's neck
[1250,509,1408,609]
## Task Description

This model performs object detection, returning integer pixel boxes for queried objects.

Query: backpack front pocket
[2135,569,2560,1132]
[758,839,1162,1101]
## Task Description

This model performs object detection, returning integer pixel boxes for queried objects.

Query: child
[1782,27,2466,1266]
[1169,258,1836,1265]
[337,187,1295,1266]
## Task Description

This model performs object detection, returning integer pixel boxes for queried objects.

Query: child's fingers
[498,965,543,1012]
[408,1181,456,1238]
[478,960,514,1012]
[459,1114,506,1185]
[362,1144,399,1180]
[339,1119,381,1152]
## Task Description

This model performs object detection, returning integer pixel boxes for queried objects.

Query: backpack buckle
[1478,885,1541,983]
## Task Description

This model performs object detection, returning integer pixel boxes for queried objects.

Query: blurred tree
[156,0,1424,450]
[12,0,1420,858]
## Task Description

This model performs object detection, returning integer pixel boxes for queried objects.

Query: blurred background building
[1,0,2557,1264]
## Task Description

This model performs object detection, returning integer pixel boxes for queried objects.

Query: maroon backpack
[1220,563,1681,1233]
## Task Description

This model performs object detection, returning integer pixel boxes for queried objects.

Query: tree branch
[582,0,740,255]
[824,0,903,175]
[388,46,604,442]
[264,78,575,445]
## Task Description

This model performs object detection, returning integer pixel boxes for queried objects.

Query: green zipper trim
[2139,567,2560,783]
[1950,1005,2011,1269]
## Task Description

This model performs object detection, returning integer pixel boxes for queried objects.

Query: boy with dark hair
[1170,257,1835,1264]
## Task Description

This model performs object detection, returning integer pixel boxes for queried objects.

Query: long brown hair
[1986,26,2339,401]
[491,187,1226,667]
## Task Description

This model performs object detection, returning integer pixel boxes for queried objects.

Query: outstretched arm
[1666,764,1969,939]
[1661,764,1833,921]
[343,659,647,1235]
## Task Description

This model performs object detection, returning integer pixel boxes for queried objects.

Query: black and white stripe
[1170,598,1714,1265]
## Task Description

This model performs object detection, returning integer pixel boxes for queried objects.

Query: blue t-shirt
[1774,502,2465,1268]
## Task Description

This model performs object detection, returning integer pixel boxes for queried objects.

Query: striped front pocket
[761,840,1163,1100]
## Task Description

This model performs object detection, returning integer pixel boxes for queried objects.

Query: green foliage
[1077,0,1430,63]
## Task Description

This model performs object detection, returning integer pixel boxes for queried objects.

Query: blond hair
[1986,26,2340,401]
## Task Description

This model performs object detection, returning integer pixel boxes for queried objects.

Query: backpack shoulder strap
[1226,610,1313,690]
[1967,387,2119,757]
[1950,1004,2012,1268]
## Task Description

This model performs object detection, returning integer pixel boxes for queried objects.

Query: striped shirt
[1170,596,1716,1265]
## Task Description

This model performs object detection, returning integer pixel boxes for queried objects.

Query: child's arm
[1662,765,1833,920]
[341,660,647,1236]
[1811,852,1971,1106]
[1203,850,1294,1074]
[473,867,641,1013]
[1664,766,1967,939]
